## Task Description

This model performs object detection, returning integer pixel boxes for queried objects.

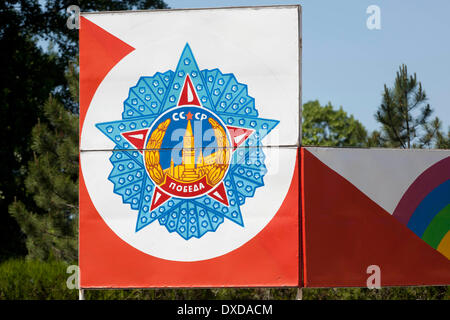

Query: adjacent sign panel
[79,6,300,288]
[302,147,450,287]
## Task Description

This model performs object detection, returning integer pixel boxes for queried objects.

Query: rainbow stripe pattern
[393,157,450,259]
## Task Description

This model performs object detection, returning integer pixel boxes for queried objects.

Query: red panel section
[79,153,299,288]
[302,148,450,287]
[79,17,135,134]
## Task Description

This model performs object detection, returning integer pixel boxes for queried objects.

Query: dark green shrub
[0,259,77,299]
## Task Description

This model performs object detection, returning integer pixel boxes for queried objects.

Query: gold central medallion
[144,113,231,198]
[164,118,230,185]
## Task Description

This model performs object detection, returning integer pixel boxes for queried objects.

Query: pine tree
[422,117,450,149]
[435,127,450,149]
[375,64,433,148]
[9,63,79,263]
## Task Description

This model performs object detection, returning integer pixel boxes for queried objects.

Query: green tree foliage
[435,127,450,149]
[0,2,63,260]
[302,100,368,147]
[423,117,450,149]
[375,64,435,148]
[0,0,168,261]
[0,259,77,299]
[9,64,79,262]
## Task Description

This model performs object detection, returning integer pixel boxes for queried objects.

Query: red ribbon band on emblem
[160,175,212,197]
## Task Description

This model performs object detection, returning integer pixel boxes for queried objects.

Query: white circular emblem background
[80,48,296,262]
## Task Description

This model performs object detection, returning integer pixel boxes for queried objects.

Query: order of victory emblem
[96,44,279,240]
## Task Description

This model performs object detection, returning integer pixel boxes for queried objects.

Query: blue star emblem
[96,44,278,240]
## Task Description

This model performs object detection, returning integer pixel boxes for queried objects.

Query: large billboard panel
[79,6,301,288]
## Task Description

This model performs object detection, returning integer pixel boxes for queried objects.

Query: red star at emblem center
[186,111,193,120]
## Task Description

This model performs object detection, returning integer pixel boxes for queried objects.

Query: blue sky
[165,0,450,133]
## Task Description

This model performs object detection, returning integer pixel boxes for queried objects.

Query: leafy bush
[0,259,77,299]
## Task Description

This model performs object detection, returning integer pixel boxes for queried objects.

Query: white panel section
[80,147,296,262]
[81,6,300,150]
[305,147,450,214]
